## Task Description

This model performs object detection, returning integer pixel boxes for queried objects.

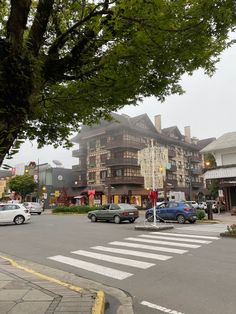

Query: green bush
[52,205,97,214]
[226,224,236,234]
[196,209,206,220]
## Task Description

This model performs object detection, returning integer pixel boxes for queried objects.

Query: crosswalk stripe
[71,250,155,269]
[109,241,188,254]
[125,237,201,248]
[151,232,220,240]
[139,234,212,244]
[91,246,172,261]
[48,255,133,280]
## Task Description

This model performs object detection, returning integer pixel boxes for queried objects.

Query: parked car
[198,201,207,211]
[0,203,31,225]
[145,201,197,224]
[185,201,199,209]
[88,203,139,224]
[23,202,43,215]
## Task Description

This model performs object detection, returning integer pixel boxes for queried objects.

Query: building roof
[196,137,216,151]
[201,132,236,153]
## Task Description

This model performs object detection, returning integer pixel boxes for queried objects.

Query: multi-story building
[71,113,210,206]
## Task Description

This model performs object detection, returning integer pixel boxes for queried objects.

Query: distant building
[201,132,236,212]
[0,170,13,200]
[71,113,213,206]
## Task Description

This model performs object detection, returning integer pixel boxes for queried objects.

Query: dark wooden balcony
[106,158,138,167]
[191,181,203,188]
[167,164,177,172]
[106,139,146,150]
[72,149,86,158]
[191,168,202,175]
[168,149,176,158]
[166,179,178,187]
[105,176,144,185]
[190,155,202,163]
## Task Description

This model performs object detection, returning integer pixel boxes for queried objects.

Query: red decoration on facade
[88,189,96,199]
[149,191,158,207]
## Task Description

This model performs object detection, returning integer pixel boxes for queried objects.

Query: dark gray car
[88,203,139,224]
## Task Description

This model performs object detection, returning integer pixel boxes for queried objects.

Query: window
[100,154,107,163]
[100,170,107,179]
[113,169,123,177]
[100,137,107,146]
[89,140,96,149]
[88,172,96,180]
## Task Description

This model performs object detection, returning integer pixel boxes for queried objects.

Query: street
[0,213,236,314]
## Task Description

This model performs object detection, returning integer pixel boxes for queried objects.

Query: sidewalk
[0,256,104,314]
[212,212,236,225]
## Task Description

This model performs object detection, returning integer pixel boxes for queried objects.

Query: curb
[0,255,105,314]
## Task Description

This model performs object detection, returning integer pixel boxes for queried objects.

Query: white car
[186,201,199,209]
[198,202,207,210]
[23,202,43,215]
[0,203,31,225]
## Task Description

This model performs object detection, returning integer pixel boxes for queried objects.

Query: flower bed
[220,224,236,238]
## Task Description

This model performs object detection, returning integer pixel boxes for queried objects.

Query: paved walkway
[0,256,104,314]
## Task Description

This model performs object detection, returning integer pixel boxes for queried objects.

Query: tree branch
[6,0,31,52]
[27,0,55,56]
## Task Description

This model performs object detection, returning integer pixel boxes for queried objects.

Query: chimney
[184,126,191,143]
[154,115,162,133]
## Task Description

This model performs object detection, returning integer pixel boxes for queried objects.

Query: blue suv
[145,201,197,224]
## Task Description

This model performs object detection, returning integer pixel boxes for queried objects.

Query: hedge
[52,205,97,214]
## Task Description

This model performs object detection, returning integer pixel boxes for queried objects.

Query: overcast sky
[4,42,236,169]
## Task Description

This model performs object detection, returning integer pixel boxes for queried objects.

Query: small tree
[8,175,36,201]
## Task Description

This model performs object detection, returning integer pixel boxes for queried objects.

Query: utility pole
[151,139,157,225]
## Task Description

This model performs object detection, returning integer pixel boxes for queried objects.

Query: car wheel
[146,214,154,222]
[90,215,97,222]
[129,218,135,223]
[14,215,25,225]
[38,212,42,215]
[114,215,121,224]
[177,214,185,224]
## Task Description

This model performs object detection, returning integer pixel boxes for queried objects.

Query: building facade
[201,132,236,212]
[71,113,208,206]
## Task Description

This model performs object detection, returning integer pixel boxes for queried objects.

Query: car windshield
[118,204,136,210]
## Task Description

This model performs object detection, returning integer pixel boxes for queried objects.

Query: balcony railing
[106,139,146,150]
[105,176,144,185]
[106,158,138,167]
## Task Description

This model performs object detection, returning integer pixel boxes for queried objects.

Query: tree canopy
[8,174,36,200]
[0,0,235,165]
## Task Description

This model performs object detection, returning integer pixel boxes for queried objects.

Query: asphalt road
[0,213,236,314]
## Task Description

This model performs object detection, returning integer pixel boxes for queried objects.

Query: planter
[230,207,236,215]
[220,232,236,238]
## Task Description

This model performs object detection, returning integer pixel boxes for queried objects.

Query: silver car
[23,202,43,215]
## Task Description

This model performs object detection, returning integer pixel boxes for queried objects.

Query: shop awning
[203,167,236,180]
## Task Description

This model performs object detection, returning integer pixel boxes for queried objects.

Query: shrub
[196,209,206,220]
[52,205,97,214]
[226,224,236,234]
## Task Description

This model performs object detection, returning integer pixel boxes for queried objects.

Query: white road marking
[71,250,155,269]
[139,234,212,244]
[48,255,132,280]
[151,232,220,240]
[125,237,201,248]
[177,224,227,233]
[92,246,172,261]
[141,300,185,314]
[109,241,188,254]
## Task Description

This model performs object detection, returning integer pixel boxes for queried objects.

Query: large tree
[0,0,235,165]
[8,174,36,201]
